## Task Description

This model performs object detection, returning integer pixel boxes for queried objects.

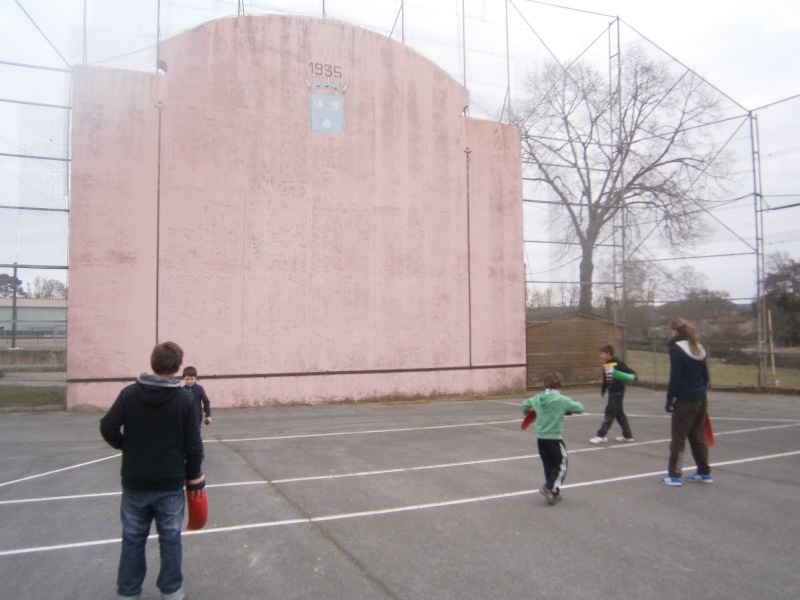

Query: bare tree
[513,48,729,309]
[659,265,710,303]
[526,282,579,310]
[25,276,68,299]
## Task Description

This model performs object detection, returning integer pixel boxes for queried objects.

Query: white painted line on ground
[0,454,120,489]
[271,454,538,483]
[217,419,519,442]
[0,491,120,505]
[623,413,800,423]
[0,537,125,557]
[3,411,795,491]
[2,422,797,505]
[561,450,800,489]
[0,419,521,488]
[1,449,797,558]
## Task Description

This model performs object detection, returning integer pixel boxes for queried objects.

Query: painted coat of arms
[304,76,348,134]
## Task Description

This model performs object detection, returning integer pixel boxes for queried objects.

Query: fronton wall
[68,15,524,409]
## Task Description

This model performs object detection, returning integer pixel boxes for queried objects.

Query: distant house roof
[707,315,750,325]
[0,298,67,308]
[526,309,621,326]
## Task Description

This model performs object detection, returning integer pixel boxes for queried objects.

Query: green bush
[0,386,65,409]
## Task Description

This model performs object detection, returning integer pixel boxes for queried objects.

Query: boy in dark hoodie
[100,341,205,600]
[522,371,585,505]
[182,365,212,426]
[662,318,712,486]
[590,344,637,444]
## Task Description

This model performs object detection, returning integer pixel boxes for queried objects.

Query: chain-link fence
[3,1,798,398]
[0,265,66,350]
[0,264,66,399]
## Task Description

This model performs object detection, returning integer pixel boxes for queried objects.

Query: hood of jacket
[134,372,184,406]
[536,388,561,408]
[672,339,707,361]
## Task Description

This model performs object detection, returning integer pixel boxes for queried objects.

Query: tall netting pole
[749,112,767,388]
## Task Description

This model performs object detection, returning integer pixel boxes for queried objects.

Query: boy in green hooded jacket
[522,371,585,505]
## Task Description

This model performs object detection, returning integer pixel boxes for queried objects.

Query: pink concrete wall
[67,68,161,408]
[67,15,524,409]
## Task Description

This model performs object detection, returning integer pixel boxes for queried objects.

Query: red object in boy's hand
[703,413,715,447]
[521,410,537,430]
[186,488,208,530]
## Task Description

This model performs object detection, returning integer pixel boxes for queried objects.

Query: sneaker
[551,492,563,505]
[589,436,608,444]
[685,473,714,483]
[615,436,635,443]
[539,486,556,505]
[660,476,682,487]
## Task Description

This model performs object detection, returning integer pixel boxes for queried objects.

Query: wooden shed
[526,311,624,388]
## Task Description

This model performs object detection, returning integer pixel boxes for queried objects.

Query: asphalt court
[1,386,799,599]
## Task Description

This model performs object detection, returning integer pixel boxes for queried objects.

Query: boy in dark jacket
[590,344,636,444]
[100,341,205,600]
[182,365,212,425]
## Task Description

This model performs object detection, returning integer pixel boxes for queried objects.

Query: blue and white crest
[309,92,343,134]
[305,77,348,135]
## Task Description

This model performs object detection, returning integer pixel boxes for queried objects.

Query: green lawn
[2,354,798,410]
[628,350,800,390]
[0,386,66,409]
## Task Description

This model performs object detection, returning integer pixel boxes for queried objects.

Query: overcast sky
[1,0,798,301]
[568,0,800,109]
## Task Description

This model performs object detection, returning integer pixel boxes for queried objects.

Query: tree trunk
[579,249,595,310]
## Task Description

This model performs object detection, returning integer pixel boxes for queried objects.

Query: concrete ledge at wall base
[0,364,66,373]
[0,371,66,383]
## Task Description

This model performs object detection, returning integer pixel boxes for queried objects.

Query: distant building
[704,314,757,337]
[0,297,67,340]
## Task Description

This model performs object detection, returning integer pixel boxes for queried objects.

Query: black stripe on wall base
[67,363,527,384]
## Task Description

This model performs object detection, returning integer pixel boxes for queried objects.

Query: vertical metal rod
[505,0,511,118]
[11,263,18,348]
[615,17,627,356]
[461,0,466,88]
[156,0,161,73]
[750,112,766,387]
[607,20,619,346]
[401,0,405,44]
[82,0,87,64]
[767,308,777,383]
[155,103,163,343]
[465,147,473,366]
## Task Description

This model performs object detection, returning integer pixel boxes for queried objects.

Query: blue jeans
[117,488,185,599]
